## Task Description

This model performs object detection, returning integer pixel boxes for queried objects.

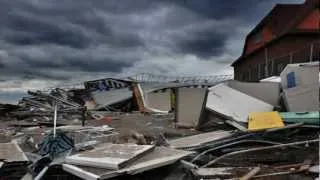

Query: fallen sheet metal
[282,86,319,112]
[0,141,29,162]
[62,164,121,180]
[0,141,29,180]
[63,147,193,180]
[228,80,280,106]
[125,146,193,175]
[169,130,233,149]
[175,88,207,128]
[91,88,133,109]
[279,111,320,125]
[206,83,274,123]
[65,143,155,169]
[248,112,285,131]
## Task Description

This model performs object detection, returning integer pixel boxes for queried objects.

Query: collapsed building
[0,62,319,180]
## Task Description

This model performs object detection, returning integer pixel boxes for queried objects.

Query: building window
[253,32,262,43]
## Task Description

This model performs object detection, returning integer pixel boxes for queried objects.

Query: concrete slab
[228,80,280,106]
[283,86,319,111]
[65,143,155,169]
[206,84,274,123]
[169,130,233,149]
[145,90,171,112]
[63,147,193,180]
[175,88,207,128]
[0,141,28,162]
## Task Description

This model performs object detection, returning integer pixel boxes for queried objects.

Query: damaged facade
[232,0,320,81]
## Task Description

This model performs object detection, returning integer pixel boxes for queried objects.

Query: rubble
[228,80,281,106]
[63,146,193,180]
[0,141,29,179]
[175,87,207,128]
[0,69,318,179]
[65,143,155,169]
[206,83,274,123]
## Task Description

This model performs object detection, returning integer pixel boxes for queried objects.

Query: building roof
[231,0,319,66]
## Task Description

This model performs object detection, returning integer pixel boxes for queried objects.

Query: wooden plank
[239,167,261,180]
[169,130,233,149]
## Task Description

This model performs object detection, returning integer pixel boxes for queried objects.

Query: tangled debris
[0,65,319,180]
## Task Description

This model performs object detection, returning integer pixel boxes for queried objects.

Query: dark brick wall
[234,35,319,82]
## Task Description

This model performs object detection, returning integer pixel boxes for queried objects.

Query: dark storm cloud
[0,0,304,84]
[3,9,144,49]
[22,71,71,81]
[172,0,259,19]
[64,56,134,73]
[176,30,227,58]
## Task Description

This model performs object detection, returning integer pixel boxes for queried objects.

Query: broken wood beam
[239,167,261,180]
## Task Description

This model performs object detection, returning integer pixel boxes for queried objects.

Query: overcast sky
[0,0,304,103]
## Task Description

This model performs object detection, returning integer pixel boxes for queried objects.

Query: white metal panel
[228,80,281,106]
[283,86,319,112]
[63,147,193,180]
[65,143,154,169]
[280,62,319,89]
[206,83,274,122]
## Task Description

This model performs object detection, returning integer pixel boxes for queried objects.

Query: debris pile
[0,63,319,180]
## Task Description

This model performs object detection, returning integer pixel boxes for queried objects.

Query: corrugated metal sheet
[91,88,132,108]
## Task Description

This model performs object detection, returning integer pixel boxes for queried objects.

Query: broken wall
[228,80,281,106]
[175,88,207,128]
[144,90,171,112]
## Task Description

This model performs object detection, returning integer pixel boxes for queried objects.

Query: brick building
[232,0,319,82]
